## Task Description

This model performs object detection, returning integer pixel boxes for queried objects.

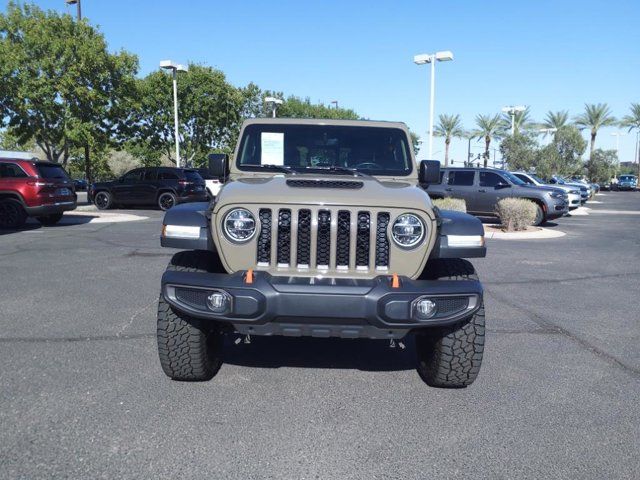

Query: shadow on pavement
[0,215,98,235]
[222,334,417,372]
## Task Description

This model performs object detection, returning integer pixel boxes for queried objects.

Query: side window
[0,163,29,178]
[144,169,157,181]
[123,169,143,182]
[158,170,179,180]
[0,163,28,178]
[515,174,533,185]
[448,170,475,186]
[479,172,505,187]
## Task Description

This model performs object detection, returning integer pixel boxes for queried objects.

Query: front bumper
[161,270,483,339]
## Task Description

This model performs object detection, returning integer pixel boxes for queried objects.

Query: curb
[483,225,566,240]
[62,211,149,224]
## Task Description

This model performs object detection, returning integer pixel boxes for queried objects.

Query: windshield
[236,124,412,176]
[502,171,526,185]
[36,164,69,180]
[529,174,545,184]
[620,175,636,181]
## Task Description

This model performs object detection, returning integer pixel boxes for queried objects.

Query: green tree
[434,114,464,167]
[273,94,359,120]
[586,149,618,183]
[499,133,539,172]
[574,103,617,158]
[541,110,570,136]
[620,103,640,171]
[535,126,586,178]
[128,64,246,165]
[474,114,503,168]
[0,2,138,181]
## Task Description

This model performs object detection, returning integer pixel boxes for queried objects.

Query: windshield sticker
[261,132,284,166]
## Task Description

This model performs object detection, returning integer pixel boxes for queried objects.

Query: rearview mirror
[208,153,229,181]
[419,160,441,185]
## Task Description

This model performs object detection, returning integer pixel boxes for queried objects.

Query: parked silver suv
[424,167,569,225]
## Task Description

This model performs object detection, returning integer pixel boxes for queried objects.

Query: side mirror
[419,160,441,185]
[495,182,511,189]
[208,153,229,181]
[118,176,124,183]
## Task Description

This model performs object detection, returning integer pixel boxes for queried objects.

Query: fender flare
[160,201,214,251]
[430,209,486,259]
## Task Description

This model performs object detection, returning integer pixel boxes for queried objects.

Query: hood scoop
[286,179,364,189]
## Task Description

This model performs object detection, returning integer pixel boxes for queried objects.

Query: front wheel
[158,192,176,211]
[157,296,223,381]
[416,259,485,387]
[94,191,112,210]
[532,203,545,226]
[37,213,64,226]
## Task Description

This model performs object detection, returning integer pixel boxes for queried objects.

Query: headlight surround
[391,213,425,248]
[550,191,565,199]
[223,208,256,242]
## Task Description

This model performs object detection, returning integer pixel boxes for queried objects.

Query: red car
[0,157,77,228]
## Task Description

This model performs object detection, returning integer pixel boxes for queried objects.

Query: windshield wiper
[253,164,296,175]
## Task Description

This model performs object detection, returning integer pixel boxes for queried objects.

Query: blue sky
[11,0,640,165]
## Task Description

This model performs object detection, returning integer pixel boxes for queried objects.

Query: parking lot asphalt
[1,193,639,479]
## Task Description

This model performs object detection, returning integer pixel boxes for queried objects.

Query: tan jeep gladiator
[158,118,487,387]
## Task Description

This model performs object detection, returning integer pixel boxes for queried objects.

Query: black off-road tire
[416,258,485,388]
[156,250,224,381]
[0,198,27,229]
[37,213,64,226]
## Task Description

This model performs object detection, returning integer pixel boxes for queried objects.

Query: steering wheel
[354,162,381,170]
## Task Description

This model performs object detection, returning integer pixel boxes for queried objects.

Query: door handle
[478,189,486,192]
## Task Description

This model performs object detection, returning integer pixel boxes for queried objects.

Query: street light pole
[414,51,453,159]
[264,97,283,118]
[160,60,188,168]
[65,0,81,20]
[611,131,627,154]
[501,105,526,136]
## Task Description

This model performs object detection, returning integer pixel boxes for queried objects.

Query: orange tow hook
[391,273,400,289]
[245,269,254,284]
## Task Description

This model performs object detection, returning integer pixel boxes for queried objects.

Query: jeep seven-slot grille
[256,208,391,272]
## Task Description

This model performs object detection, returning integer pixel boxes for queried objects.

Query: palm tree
[620,103,640,170]
[434,114,464,167]
[501,106,534,135]
[541,110,569,135]
[574,103,617,158]
[474,114,503,167]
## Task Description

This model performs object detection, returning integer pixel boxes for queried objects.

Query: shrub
[432,197,466,213]
[495,198,537,231]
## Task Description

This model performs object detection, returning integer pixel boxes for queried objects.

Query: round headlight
[223,208,256,242]
[392,213,425,248]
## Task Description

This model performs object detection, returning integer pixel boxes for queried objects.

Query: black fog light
[206,291,232,314]
[413,297,437,320]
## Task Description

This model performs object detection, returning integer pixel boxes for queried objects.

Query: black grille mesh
[276,209,291,265]
[174,288,210,311]
[257,209,271,264]
[316,210,331,266]
[336,211,350,267]
[375,213,390,268]
[356,212,370,267]
[296,209,311,266]
[436,297,469,315]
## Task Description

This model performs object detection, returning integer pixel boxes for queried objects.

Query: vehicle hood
[213,174,432,213]
[521,185,565,194]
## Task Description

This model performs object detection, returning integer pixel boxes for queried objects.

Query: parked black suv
[89,167,207,211]
[424,167,569,225]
